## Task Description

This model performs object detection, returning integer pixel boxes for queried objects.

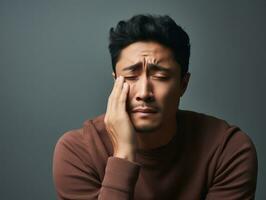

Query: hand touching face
[114,41,190,133]
[104,76,137,161]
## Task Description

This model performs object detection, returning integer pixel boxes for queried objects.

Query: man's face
[114,41,189,133]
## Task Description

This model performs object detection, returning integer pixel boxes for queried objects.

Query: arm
[101,75,140,199]
[99,157,140,199]
[53,76,140,199]
[206,128,258,200]
[104,76,137,162]
[53,131,141,200]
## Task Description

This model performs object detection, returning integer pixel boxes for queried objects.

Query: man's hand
[104,76,137,162]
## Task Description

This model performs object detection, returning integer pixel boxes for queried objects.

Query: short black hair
[108,14,190,78]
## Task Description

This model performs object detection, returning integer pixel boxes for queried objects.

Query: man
[53,14,258,199]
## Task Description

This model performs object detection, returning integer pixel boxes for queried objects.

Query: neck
[136,115,178,150]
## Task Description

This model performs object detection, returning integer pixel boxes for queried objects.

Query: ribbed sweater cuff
[102,157,141,193]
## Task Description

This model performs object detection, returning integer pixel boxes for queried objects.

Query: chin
[131,115,162,133]
[134,125,159,133]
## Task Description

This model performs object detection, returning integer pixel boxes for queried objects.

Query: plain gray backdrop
[1,0,265,199]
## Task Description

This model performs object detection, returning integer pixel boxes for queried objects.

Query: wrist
[114,146,136,162]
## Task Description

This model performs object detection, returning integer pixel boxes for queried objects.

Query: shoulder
[83,113,107,138]
[54,113,111,164]
[179,109,257,159]
[56,113,107,146]
[179,109,230,133]
[53,127,91,167]
[82,113,111,150]
[179,110,258,194]
[179,110,231,144]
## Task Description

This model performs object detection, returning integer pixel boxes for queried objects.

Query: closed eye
[125,76,138,80]
[125,76,169,81]
[152,76,169,80]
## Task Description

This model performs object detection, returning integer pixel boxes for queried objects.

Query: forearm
[98,157,141,200]
[113,145,136,163]
[53,139,140,200]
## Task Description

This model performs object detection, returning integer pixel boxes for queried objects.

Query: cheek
[155,84,181,109]
[125,81,180,105]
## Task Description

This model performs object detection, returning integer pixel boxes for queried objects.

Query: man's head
[108,14,191,133]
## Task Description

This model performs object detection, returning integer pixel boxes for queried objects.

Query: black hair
[108,14,190,78]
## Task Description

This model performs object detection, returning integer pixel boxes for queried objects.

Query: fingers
[113,76,125,100]
[104,76,136,154]
[107,76,122,107]
[106,76,128,115]
[120,81,129,105]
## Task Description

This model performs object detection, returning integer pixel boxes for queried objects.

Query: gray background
[1,0,265,199]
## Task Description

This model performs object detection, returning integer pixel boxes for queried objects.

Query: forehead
[116,41,178,70]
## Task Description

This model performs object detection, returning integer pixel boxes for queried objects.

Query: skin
[104,41,190,162]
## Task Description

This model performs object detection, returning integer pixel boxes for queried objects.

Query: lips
[131,107,158,113]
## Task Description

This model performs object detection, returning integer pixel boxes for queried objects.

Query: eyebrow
[122,62,171,73]
[148,63,172,73]
[122,63,140,72]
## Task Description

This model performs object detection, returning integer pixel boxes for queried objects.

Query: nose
[135,76,155,103]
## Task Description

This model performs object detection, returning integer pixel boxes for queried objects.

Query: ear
[180,72,191,97]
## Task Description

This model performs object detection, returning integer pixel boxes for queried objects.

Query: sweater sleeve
[205,127,258,200]
[53,131,141,200]
[99,157,141,199]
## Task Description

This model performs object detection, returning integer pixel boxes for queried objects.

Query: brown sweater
[53,110,258,200]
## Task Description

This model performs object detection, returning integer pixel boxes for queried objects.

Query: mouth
[131,107,158,117]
